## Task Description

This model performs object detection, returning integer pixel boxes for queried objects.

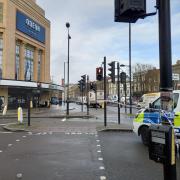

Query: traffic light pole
[81,89,83,112]
[104,57,107,127]
[86,75,89,115]
[157,0,176,179]
[117,62,121,124]
[124,80,127,114]
[27,94,31,126]
[95,84,97,110]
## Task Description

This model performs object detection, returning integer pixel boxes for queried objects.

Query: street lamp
[66,22,71,116]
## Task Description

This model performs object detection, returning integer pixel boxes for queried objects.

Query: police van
[133,90,180,145]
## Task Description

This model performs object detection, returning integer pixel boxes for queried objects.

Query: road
[99,131,180,180]
[0,105,179,180]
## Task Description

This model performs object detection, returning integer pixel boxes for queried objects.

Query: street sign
[173,73,180,81]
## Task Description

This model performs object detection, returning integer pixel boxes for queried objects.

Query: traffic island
[3,123,31,132]
[96,124,133,132]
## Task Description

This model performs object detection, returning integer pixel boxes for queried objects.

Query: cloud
[37,0,180,84]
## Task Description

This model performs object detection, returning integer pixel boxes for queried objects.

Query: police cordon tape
[74,99,138,109]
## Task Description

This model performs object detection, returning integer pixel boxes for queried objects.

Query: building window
[24,48,34,81]
[0,35,3,79]
[15,44,20,80]
[38,50,42,82]
[0,3,3,23]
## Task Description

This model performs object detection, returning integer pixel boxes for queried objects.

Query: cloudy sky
[36,0,180,84]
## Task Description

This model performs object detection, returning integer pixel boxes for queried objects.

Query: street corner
[2,123,30,132]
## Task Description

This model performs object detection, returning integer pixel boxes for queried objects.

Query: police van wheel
[140,126,149,146]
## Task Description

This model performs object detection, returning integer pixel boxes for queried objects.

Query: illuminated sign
[16,11,45,43]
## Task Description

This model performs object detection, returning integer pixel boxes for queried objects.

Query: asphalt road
[1,105,179,180]
[0,131,106,180]
[99,131,180,180]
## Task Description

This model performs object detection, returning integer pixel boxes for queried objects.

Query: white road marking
[96,140,100,142]
[61,118,66,122]
[22,136,26,138]
[8,144,13,147]
[99,166,105,170]
[98,157,103,161]
[0,132,13,134]
[97,150,101,153]
[0,124,6,126]
[16,173,22,179]
[0,150,3,153]
[28,132,32,135]
[97,144,101,147]
[71,132,76,135]
[16,139,20,142]
[77,132,82,135]
[100,176,106,180]
[65,132,70,135]
[42,132,47,135]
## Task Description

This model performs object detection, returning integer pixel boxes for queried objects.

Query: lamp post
[66,22,71,116]
[129,23,132,114]
[64,62,66,106]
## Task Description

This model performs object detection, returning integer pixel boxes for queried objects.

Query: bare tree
[132,63,156,95]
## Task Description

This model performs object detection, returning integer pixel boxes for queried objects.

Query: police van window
[173,93,179,109]
[152,98,161,109]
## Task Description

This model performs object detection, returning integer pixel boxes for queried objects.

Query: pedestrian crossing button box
[149,125,175,165]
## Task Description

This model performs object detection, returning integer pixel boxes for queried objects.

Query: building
[172,60,180,90]
[0,0,63,109]
[133,61,180,97]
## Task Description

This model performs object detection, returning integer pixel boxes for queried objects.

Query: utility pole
[117,62,121,124]
[104,57,107,127]
[157,0,176,179]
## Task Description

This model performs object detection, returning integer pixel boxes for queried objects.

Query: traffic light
[108,61,116,84]
[96,67,103,81]
[114,0,146,23]
[120,72,126,84]
[78,80,83,92]
[90,82,96,92]
[81,75,86,87]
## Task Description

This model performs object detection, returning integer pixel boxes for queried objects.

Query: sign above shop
[16,11,45,44]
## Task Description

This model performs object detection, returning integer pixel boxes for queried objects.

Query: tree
[132,63,156,96]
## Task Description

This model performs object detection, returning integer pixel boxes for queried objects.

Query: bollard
[30,101,33,108]
[2,105,7,116]
[18,107,23,124]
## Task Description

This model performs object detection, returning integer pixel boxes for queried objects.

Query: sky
[36,0,180,85]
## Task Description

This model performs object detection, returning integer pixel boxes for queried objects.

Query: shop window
[24,48,34,81]
[38,50,42,82]
[0,35,3,79]
[15,44,20,80]
[0,3,3,23]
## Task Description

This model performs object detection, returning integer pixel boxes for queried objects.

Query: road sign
[173,74,180,81]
